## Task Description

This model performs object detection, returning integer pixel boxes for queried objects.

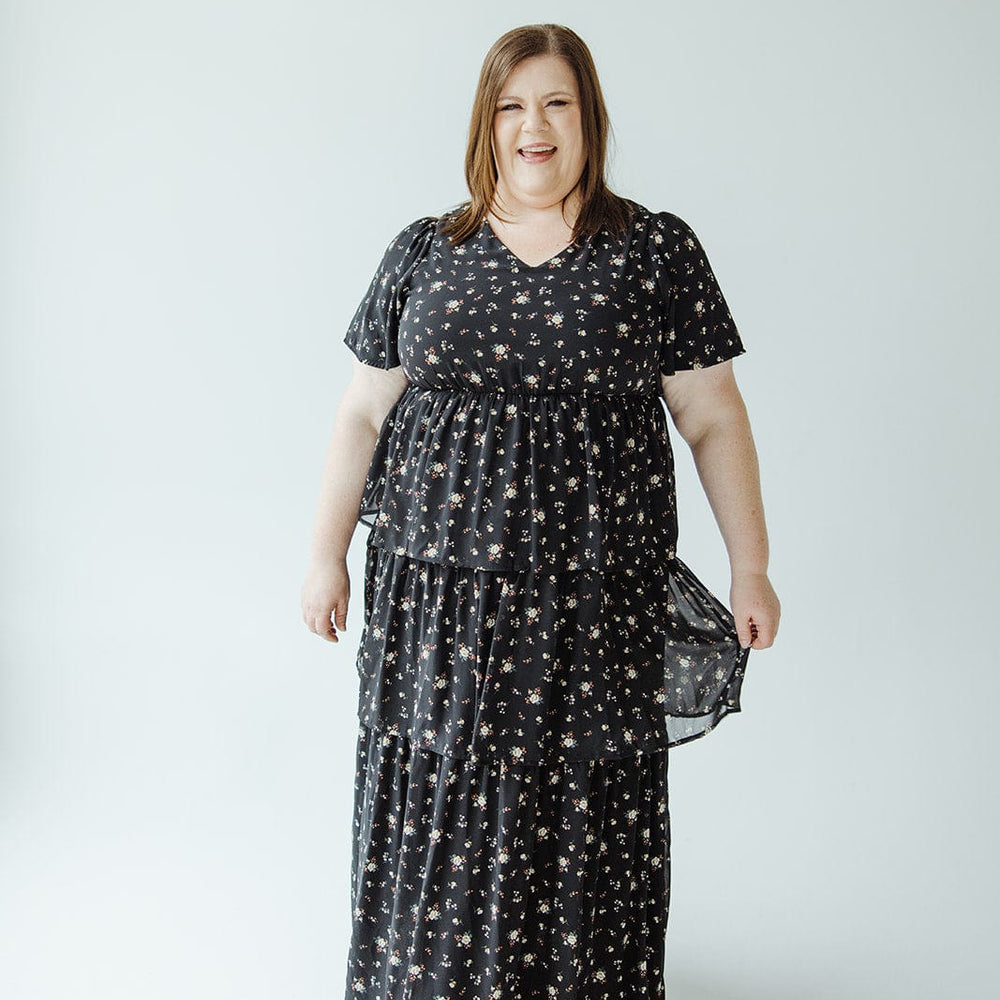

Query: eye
[496,99,569,112]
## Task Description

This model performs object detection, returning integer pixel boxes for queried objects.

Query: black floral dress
[341,197,749,1000]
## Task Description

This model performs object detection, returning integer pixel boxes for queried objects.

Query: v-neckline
[481,217,581,271]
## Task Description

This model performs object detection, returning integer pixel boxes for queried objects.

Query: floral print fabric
[355,542,747,761]
[348,723,670,1000]
[341,198,749,999]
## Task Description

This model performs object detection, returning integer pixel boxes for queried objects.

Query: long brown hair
[439,24,633,246]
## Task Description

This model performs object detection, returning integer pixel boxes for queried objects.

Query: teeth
[521,146,555,153]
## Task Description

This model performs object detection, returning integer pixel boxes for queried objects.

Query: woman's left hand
[730,570,781,650]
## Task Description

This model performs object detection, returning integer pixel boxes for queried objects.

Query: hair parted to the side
[439,23,633,247]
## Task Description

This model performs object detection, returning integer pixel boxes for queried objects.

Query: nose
[521,103,551,133]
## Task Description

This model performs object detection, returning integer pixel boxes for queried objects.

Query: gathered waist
[357,381,679,572]
[404,384,659,399]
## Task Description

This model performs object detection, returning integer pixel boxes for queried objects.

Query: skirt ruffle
[356,537,749,764]
[358,386,678,573]
[347,722,670,1000]
[348,530,749,999]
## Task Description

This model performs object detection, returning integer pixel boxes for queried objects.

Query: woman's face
[491,54,586,214]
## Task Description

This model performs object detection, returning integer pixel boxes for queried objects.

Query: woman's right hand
[301,558,351,643]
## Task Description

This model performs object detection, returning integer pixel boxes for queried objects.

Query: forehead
[499,54,578,95]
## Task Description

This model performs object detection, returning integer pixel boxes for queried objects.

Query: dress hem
[355,699,744,768]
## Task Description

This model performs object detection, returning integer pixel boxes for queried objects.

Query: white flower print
[343,200,750,998]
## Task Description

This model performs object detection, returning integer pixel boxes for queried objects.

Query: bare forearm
[686,409,769,576]
[306,404,380,567]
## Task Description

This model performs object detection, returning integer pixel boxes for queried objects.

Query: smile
[519,145,556,163]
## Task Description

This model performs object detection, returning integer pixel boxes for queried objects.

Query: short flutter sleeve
[649,210,746,374]
[342,216,438,369]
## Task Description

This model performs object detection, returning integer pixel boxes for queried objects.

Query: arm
[300,361,409,643]
[660,360,780,649]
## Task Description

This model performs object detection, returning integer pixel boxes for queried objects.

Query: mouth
[518,144,557,163]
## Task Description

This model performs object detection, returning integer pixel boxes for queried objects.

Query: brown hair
[439,23,633,246]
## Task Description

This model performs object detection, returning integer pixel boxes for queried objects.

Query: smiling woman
[482,53,589,265]
[301,20,779,1000]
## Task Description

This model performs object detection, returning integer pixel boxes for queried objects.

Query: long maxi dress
[341,197,750,1000]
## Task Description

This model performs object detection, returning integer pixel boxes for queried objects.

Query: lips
[519,144,557,163]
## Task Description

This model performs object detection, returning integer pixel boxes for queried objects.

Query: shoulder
[619,199,683,229]
[647,208,698,247]
[621,201,693,253]
[386,214,440,253]
[374,214,440,277]
[640,208,716,276]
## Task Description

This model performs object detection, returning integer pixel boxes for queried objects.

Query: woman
[302,22,779,1000]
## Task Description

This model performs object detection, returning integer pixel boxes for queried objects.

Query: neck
[489,188,582,230]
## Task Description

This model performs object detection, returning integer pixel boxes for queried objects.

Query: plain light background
[2,1,997,998]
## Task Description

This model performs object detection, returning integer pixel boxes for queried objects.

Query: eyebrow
[496,91,574,102]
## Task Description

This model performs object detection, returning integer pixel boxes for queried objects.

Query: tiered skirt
[345,536,748,1000]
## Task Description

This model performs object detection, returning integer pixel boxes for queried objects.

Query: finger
[749,620,768,649]
[740,615,760,650]
[311,614,333,640]
[335,602,348,631]
[735,617,751,649]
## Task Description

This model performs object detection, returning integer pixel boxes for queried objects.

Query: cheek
[560,119,583,151]
[493,119,515,147]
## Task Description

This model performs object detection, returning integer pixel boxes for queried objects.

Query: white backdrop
[2,1,997,998]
